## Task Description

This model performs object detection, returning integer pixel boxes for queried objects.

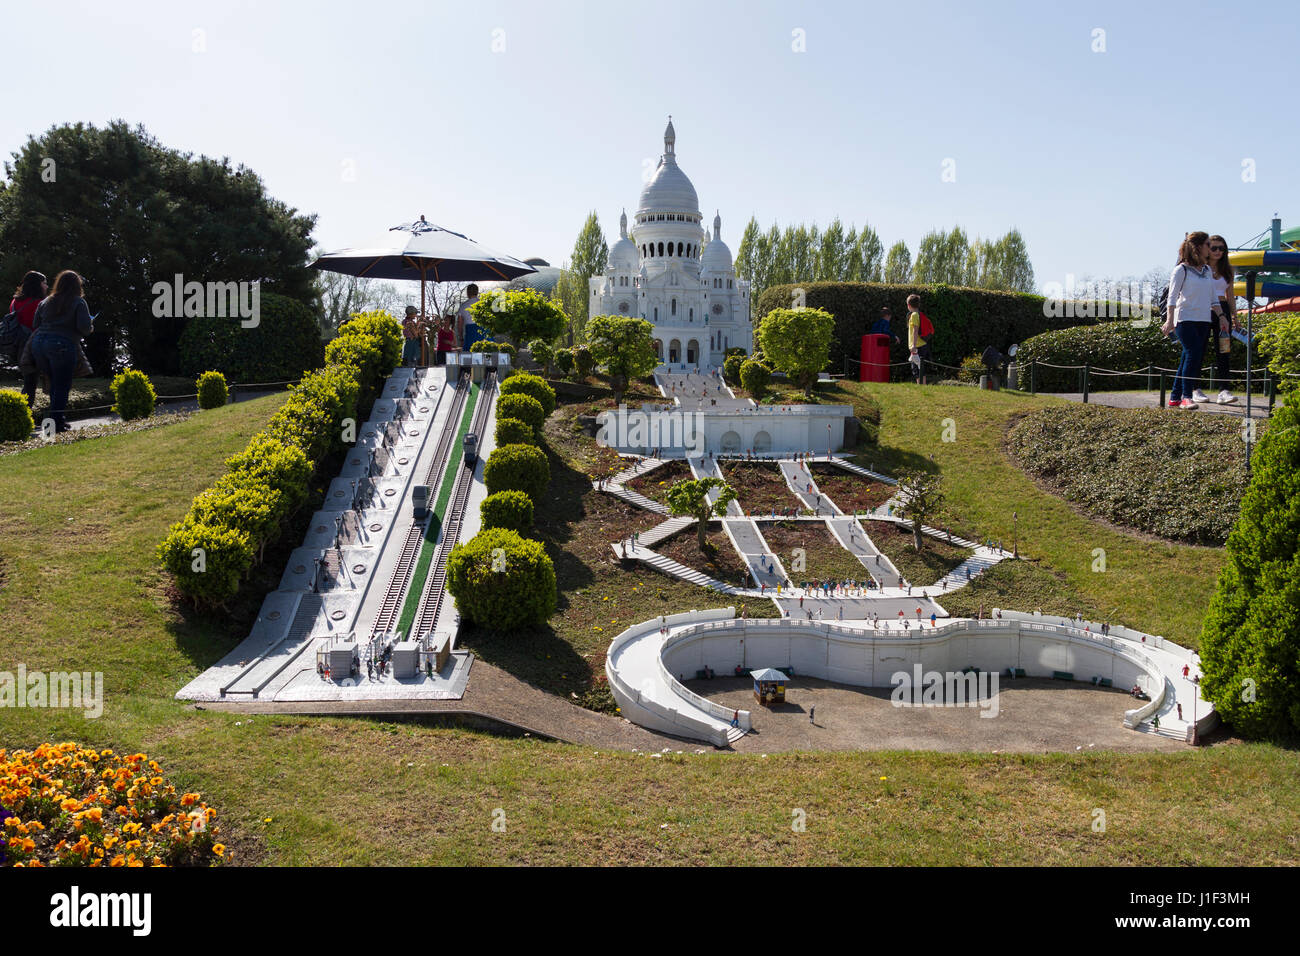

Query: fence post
[1146,364,1153,392]
[1029,361,1036,396]
[1267,374,1275,414]
[1158,372,1166,408]
[1082,364,1090,404]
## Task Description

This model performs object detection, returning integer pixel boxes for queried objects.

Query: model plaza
[176,119,1214,751]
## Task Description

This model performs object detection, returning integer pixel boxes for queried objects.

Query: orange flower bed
[1,742,226,867]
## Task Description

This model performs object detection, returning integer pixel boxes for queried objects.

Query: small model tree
[470,288,567,346]
[666,477,737,550]
[896,469,944,551]
[739,359,771,401]
[447,527,556,631]
[584,314,656,405]
[1199,388,1300,739]
[757,306,835,396]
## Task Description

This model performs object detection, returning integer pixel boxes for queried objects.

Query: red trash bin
[860,333,891,383]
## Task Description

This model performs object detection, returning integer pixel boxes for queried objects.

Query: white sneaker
[1217,390,1238,405]
[1191,389,1210,404]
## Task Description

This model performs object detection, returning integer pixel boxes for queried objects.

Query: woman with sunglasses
[1161,232,1226,410]
[1205,235,1238,404]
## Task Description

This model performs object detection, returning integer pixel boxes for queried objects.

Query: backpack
[0,308,29,363]
[918,312,935,339]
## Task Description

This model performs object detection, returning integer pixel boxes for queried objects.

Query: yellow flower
[212,843,226,857]
[180,793,200,807]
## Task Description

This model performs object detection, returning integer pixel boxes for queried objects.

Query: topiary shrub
[196,370,228,409]
[958,353,985,384]
[179,291,325,383]
[554,348,575,377]
[189,475,285,561]
[338,310,402,375]
[110,368,156,421]
[723,353,745,385]
[498,371,556,416]
[156,517,255,608]
[0,389,34,441]
[225,435,313,515]
[483,442,550,501]
[528,338,554,376]
[739,359,771,400]
[479,489,535,535]
[1199,387,1300,740]
[470,340,517,360]
[1256,312,1300,393]
[495,416,535,448]
[573,345,594,379]
[446,527,556,631]
[496,393,545,436]
[1015,320,1201,392]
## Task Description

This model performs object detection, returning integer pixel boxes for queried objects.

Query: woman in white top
[1161,231,1227,409]
[1206,235,1239,404]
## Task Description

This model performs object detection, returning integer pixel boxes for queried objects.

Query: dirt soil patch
[810,464,896,512]
[625,459,693,503]
[720,461,803,515]
[756,520,867,582]
[867,519,970,586]
[655,527,752,588]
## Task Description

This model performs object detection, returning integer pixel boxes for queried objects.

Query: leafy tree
[573,345,594,379]
[723,353,745,385]
[883,241,913,283]
[997,228,1036,293]
[554,347,575,377]
[816,219,849,281]
[567,212,609,340]
[667,477,737,550]
[850,224,884,282]
[0,120,317,374]
[1257,312,1300,390]
[446,527,556,631]
[896,469,945,551]
[110,369,156,420]
[1199,388,1300,739]
[739,358,771,400]
[196,370,228,409]
[915,228,971,286]
[551,261,585,345]
[527,338,555,377]
[179,292,324,381]
[584,314,655,404]
[470,288,567,346]
[757,306,835,396]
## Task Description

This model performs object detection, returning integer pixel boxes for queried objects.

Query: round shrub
[0,389,35,441]
[483,442,550,501]
[480,489,534,535]
[470,340,517,360]
[573,345,594,378]
[338,310,402,375]
[495,416,535,448]
[499,371,556,416]
[739,359,771,400]
[111,368,156,421]
[496,393,545,435]
[446,527,556,631]
[723,353,745,385]
[554,348,575,376]
[179,292,324,383]
[156,517,254,608]
[196,370,228,409]
[958,353,985,384]
[225,435,313,515]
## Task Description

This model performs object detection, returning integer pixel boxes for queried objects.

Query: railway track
[410,369,497,640]
[369,370,472,636]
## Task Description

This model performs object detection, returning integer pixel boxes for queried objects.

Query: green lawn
[1,384,1297,866]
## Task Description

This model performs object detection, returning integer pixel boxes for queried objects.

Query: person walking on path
[809,706,815,724]
[27,270,93,434]
[7,270,45,410]
[1163,231,1227,409]
[731,710,739,728]
[1206,235,1240,404]
[907,293,933,385]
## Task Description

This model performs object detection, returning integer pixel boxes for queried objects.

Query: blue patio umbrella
[310,215,535,322]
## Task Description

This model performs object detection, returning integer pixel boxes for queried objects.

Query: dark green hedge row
[1016,321,1251,392]
[178,292,325,383]
[157,311,402,607]
[755,282,1106,376]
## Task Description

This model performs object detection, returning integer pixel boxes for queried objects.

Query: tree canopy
[584,314,656,404]
[470,288,567,345]
[756,306,835,395]
[0,120,317,374]
[666,477,736,549]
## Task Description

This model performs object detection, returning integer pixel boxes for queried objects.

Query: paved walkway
[724,517,788,588]
[688,456,744,516]
[825,515,904,587]
[655,367,754,411]
[1055,390,1270,418]
[779,459,841,515]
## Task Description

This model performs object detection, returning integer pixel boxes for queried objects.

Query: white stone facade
[590,118,752,367]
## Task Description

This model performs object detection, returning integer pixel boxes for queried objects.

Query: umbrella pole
[420,265,429,367]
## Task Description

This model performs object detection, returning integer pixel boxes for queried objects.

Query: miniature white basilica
[589,118,752,368]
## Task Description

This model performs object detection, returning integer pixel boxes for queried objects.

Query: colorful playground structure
[1232,219,1300,308]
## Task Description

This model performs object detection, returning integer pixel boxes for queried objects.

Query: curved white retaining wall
[608,612,1216,747]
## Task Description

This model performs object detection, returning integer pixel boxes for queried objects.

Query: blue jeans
[402,338,421,366]
[30,332,77,430]
[1172,321,1210,402]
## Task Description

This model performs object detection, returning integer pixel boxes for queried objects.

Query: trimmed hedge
[723,353,745,385]
[158,312,401,607]
[495,416,535,448]
[498,371,556,416]
[110,369,156,421]
[196,370,228,409]
[483,442,550,501]
[178,291,324,383]
[756,282,1098,376]
[446,527,557,631]
[0,389,34,441]
[1015,320,1252,392]
[739,359,771,400]
[479,489,534,535]
[496,393,545,436]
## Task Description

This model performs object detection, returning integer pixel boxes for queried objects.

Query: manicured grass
[2,377,1296,866]
[867,520,971,587]
[757,520,868,583]
[720,461,804,515]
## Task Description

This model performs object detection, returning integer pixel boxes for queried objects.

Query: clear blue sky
[5,0,1298,292]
